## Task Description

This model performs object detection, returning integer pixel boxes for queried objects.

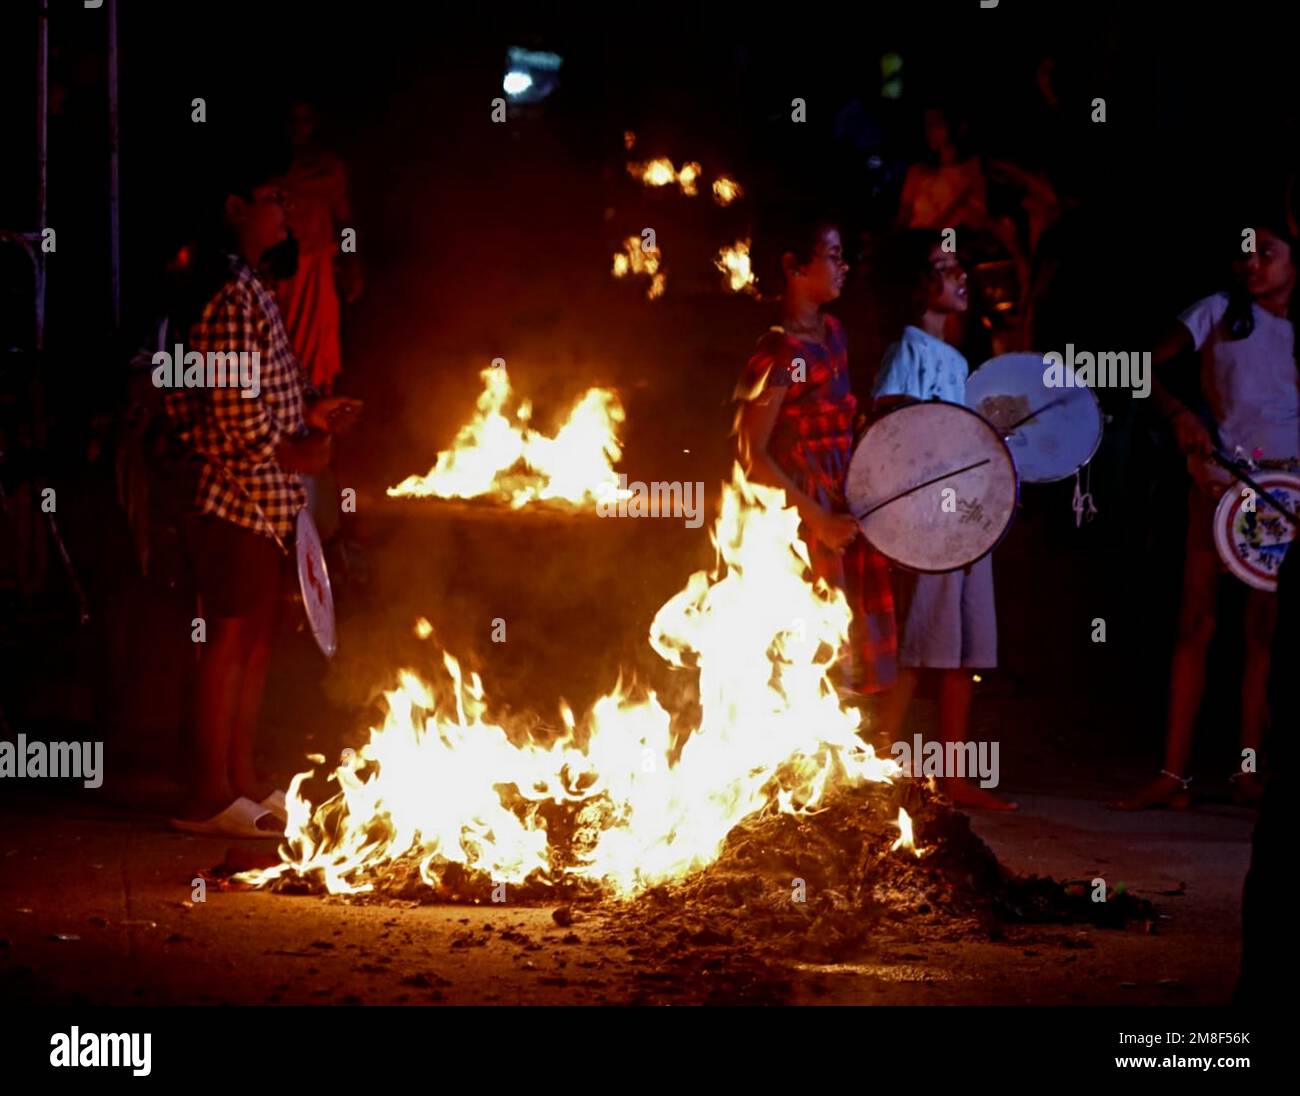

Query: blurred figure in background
[274,101,362,395]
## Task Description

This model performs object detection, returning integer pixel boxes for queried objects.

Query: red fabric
[738,315,897,692]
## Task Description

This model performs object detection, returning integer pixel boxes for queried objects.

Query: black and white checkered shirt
[165,255,309,540]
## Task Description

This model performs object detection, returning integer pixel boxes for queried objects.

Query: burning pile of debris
[265,775,1153,966]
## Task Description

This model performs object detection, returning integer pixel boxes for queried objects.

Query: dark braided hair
[1222,211,1299,361]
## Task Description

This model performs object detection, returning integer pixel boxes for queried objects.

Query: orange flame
[387,366,625,509]
[612,235,666,300]
[248,467,899,898]
[628,158,701,197]
[891,807,923,858]
[715,239,757,295]
[712,176,743,206]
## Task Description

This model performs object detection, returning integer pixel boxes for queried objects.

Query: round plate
[296,506,337,657]
[846,400,1019,573]
[966,352,1103,483]
[1212,472,1300,591]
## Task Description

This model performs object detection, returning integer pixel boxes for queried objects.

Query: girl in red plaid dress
[735,216,897,695]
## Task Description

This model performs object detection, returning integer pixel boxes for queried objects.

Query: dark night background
[2,0,1295,801]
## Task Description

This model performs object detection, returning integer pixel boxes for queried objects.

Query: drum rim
[296,506,338,657]
[851,398,1021,574]
[1211,472,1300,592]
[965,356,1104,484]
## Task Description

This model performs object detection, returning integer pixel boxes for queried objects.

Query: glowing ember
[387,366,625,508]
[711,175,743,206]
[414,617,434,640]
[611,235,666,300]
[891,806,923,858]
[715,239,757,295]
[249,466,899,899]
[623,130,637,150]
[628,157,701,197]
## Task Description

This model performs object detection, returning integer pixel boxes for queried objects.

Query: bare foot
[1107,773,1191,811]
[939,777,1019,811]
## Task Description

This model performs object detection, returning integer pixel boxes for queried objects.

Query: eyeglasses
[253,187,292,210]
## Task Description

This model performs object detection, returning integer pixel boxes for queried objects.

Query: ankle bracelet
[1160,769,1192,789]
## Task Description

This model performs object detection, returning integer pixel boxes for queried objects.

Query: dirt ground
[0,773,1252,1006]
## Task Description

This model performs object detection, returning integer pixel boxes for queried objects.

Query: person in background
[274,101,362,395]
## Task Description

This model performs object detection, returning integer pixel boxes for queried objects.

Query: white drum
[1212,471,1300,592]
[846,400,1018,573]
[966,352,1103,483]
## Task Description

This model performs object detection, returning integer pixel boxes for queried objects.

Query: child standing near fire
[1112,214,1299,810]
[871,229,1017,810]
[734,212,898,699]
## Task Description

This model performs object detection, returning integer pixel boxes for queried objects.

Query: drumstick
[1209,451,1300,530]
[854,458,992,521]
[1000,395,1072,435]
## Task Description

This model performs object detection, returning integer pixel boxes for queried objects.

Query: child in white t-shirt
[873,229,1016,811]
[1113,221,1299,810]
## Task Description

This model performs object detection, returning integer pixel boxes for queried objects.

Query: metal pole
[35,0,49,350]
[108,0,121,329]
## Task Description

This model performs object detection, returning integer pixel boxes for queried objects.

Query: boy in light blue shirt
[872,230,1015,811]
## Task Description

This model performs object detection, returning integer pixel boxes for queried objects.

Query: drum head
[966,353,1102,483]
[846,400,1018,573]
[1212,472,1300,591]
[296,507,337,657]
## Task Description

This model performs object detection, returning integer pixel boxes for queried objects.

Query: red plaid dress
[736,315,897,693]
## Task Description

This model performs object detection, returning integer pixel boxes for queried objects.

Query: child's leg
[1110,511,1218,809]
[942,556,1016,809]
[876,668,919,744]
[1235,588,1277,801]
[937,667,974,745]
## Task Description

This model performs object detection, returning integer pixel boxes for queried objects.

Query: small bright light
[503,71,533,96]
[972,674,983,683]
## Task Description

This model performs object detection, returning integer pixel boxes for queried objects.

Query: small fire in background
[711,175,743,206]
[623,130,637,151]
[387,365,626,509]
[627,157,701,197]
[714,239,757,295]
[612,235,666,300]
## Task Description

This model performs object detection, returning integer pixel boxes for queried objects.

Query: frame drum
[846,400,1018,573]
[966,353,1103,483]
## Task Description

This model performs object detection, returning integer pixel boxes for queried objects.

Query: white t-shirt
[874,324,970,404]
[1177,292,1300,461]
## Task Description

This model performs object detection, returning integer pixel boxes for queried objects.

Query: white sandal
[169,796,284,839]
[260,789,288,822]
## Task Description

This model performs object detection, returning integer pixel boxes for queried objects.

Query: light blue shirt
[874,325,969,404]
